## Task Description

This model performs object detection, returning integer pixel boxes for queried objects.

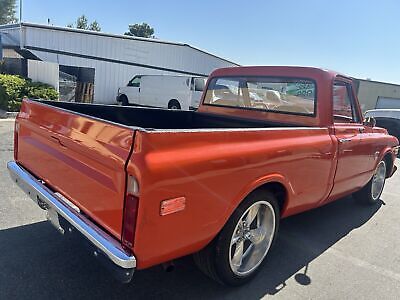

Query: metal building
[0,23,238,104]
[354,79,400,112]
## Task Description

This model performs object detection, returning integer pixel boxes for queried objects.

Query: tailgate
[15,100,135,239]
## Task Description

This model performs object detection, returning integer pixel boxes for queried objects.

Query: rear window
[203,76,316,116]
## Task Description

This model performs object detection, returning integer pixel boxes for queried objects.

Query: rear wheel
[354,160,386,204]
[193,191,279,286]
[168,99,181,110]
[119,95,129,106]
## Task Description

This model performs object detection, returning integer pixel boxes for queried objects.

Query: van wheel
[168,100,181,110]
[193,191,279,286]
[354,160,386,204]
[119,95,129,106]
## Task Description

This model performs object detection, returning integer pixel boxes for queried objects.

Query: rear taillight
[14,121,19,160]
[122,175,139,250]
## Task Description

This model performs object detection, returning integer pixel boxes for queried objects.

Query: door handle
[339,138,352,143]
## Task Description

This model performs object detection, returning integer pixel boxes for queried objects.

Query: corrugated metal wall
[0,24,237,104]
[356,79,400,112]
[27,60,59,91]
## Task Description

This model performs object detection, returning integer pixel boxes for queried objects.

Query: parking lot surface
[1,119,400,299]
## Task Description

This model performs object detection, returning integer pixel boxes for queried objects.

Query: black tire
[353,160,387,205]
[193,190,280,286]
[168,99,181,110]
[119,95,129,106]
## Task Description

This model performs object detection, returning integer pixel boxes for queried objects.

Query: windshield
[203,76,316,115]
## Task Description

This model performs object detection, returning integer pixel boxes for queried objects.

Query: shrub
[0,74,26,100]
[0,74,59,111]
[0,85,7,111]
[25,81,59,100]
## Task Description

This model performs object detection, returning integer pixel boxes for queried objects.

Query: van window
[128,76,141,87]
[194,78,206,92]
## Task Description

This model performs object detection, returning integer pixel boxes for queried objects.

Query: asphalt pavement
[1,118,400,299]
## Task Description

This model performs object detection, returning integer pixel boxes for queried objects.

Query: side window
[127,76,141,87]
[194,78,206,92]
[333,81,360,123]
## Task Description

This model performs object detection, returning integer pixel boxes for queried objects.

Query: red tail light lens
[122,176,139,250]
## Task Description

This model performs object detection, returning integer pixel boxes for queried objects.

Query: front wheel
[193,191,279,286]
[354,160,386,204]
[118,95,129,106]
[168,100,181,110]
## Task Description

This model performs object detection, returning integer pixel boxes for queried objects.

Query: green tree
[88,20,101,32]
[0,0,17,25]
[76,15,88,30]
[124,23,155,38]
[67,15,101,32]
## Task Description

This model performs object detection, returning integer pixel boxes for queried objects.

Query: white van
[117,75,207,110]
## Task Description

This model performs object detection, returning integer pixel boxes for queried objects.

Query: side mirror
[363,116,376,127]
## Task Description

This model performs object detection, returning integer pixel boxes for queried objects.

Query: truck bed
[16,99,333,269]
[39,100,297,130]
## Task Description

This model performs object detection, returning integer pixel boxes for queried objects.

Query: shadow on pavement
[0,196,382,299]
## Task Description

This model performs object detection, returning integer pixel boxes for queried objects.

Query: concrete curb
[0,111,18,119]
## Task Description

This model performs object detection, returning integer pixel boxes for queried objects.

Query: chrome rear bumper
[7,161,136,278]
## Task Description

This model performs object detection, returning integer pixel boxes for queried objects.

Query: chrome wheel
[371,161,386,201]
[229,201,276,276]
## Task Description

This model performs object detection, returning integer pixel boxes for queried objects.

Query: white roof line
[0,22,239,66]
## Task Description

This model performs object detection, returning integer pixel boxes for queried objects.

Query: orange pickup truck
[8,66,399,285]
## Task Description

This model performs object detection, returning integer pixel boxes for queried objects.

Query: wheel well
[251,182,287,214]
[168,99,180,106]
[383,152,394,177]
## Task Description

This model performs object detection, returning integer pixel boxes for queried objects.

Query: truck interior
[39,100,295,130]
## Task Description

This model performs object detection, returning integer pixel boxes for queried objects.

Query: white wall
[27,60,59,91]
[30,49,181,104]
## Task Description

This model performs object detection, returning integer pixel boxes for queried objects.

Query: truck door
[126,75,141,104]
[330,79,370,198]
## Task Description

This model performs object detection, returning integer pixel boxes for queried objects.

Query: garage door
[376,97,400,109]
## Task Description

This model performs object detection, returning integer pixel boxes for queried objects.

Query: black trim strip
[25,45,209,77]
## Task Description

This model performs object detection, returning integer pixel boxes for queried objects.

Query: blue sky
[21,0,400,84]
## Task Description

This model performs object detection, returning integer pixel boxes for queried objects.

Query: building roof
[354,77,400,88]
[0,22,239,66]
